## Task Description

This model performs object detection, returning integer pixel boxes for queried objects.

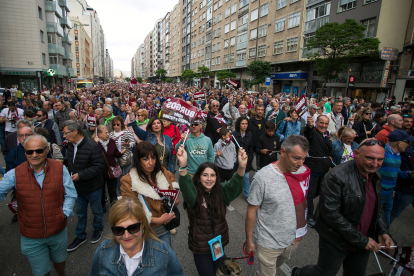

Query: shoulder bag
[101,150,122,178]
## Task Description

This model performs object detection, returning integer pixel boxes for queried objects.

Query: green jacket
[179,172,244,209]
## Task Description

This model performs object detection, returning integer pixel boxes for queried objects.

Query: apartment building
[182,0,192,71]
[170,3,183,80]
[105,49,114,81]
[69,16,92,79]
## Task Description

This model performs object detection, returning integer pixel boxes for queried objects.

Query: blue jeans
[158,232,171,247]
[381,192,394,228]
[243,172,250,198]
[390,191,414,225]
[0,125,5,148]
[75,189,103,239]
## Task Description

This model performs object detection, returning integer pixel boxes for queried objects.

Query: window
[275,17,285,32]
[288,12,300,28]
[75,35,78,41]
[219,0,223,7]
[214,3,218,10]
[237,33,247,50]
[40,30,44,43]
[364,0,379,3]
[240,0,249,9]
[258,45,266,57]
[338,0,357,12]
[75,46,79,51]
[239,14,248,25]
[273,40,283,54]
[361,18,376,37]
[230,20,236,31]
[38,6,43,19]
[217,56,220,64]
[291,0,300,3]
[76,57,80,62]
[212,57,216,65]
[77,68,80,74]
[42,53,46,64]
[286,37,298,52]
[258,24,267,37]
[277,0,287,9]
[306,2,330,21]
[249,47,256,58]
[250,28,257,40]
[218,13,222,22]
[230,37,236,46]
[225,7,230,17]
[251,8,258,21]
[236,50,246,66]
[225,23,230,33]
[217,42,221,50]
[224,54,228,63]
[231,3,237,14]
[260,3,269,17]
[217,27,221,37]
[212,44,216,52]
[230,53,234,62]
[224,39,229,48]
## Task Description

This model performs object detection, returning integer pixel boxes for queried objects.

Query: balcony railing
[62,34,72,44]
[67,67,76,77]
[63,52,73,60]
[49,64,67,76]
[45,1,62,18]
[60,17,72,28]
[238,24,248,34]
[239,5,249,17]
[302,47,322,58]
[307,0,325,6]
[47,22,64,37]
[48,43,65,56]
[236,60,246,67]
[304,15,329,33]
[237,41,247,50]
[58,0,70,12]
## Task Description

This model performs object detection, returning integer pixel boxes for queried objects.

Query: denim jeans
[243,172,250,198]
[295,237,370,276]
[75,189,104,239]
[0,125,5,148]
[381,192,394,228]
[390,191,414,225]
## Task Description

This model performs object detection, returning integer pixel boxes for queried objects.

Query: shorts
[21,227,68,276]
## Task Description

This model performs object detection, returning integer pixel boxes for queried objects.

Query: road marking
[280,263,292,276]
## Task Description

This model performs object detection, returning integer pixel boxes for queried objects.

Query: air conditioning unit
[276,67,281,72]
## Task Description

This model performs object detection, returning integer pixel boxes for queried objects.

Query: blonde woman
[332,127,359,165]
[91,196,184,276]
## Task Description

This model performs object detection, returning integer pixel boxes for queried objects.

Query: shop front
[0,69,44,91]
[271,72,308,96]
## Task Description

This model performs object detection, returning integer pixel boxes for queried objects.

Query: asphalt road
[0,153,413,276]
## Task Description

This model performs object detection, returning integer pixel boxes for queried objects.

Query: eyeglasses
[137,114,143,117]
[62,131,73,136]
[365,113,372,115]
[111,222,141,236]
[357,139,385,150]
[17,134,33,138]
[25,146,48,155]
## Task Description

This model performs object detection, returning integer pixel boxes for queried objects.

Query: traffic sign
[349,75,355,87]
[265,77,271,86]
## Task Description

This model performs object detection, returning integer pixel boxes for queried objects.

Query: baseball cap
[387,130,414,142]
[308,104,320,110]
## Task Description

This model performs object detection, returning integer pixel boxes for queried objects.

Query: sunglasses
[365,113,372,115]
[25,146,48,155]
[212,105,219,107]
[192,123,200,126]
[357,139,385,150]
[36,114,43,117]
[111,222,141,236]
[113,124,121,126]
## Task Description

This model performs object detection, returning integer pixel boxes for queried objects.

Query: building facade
[69,16,92,79]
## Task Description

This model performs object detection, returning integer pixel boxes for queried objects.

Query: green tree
[216,70,236,84]
[165,78,173,83]
[198,66,215,79]
[242,79,253,89]
[155,69,168,82]
[136,77,143,83]
[124,77,131,82]
[246,60,272,87]
[306,19,380,94]
[181,69,198,84]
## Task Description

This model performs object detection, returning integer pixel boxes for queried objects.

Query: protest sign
[294,94,307,117]
[194,91,206,101]
[227,78,238,88]
[158,189,179,213]
[160,97,198,126]
[194,110,208,124]
[268,109,279,120]
[213,113,228,127]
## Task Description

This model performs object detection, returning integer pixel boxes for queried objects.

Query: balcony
[48,43,65,56]
[239,5,249,17]
[49,64,67,76]
[63,51,73,60]
[237,41,247,50]
[236,60,246,67]
[67,67,76,77]
[307,0,326,6]
[238,24,248,34]
[302,47,322,58]
[62,33,72,44]
[60,17,72,29]
[304,15,329,34]
[45,1,62,18]
[47,22,64,37]
[59,0,71,12]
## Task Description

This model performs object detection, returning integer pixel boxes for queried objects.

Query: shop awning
[271,72,308,80]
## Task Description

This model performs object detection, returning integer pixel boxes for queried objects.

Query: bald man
[376,114,403,144]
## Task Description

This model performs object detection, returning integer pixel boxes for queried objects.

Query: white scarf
[100,139,110,152]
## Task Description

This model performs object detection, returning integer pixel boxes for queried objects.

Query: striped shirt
[378,144,401,194]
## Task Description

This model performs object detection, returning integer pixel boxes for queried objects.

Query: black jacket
[205,111,224,142]
[352,120,373,144]
[232,131,254,172]
[256,133,280,168]
[315,160,389,252]
[304,126,333,173]
[249,117,267,148]
[64,137,105,194]
[396,147,414,197]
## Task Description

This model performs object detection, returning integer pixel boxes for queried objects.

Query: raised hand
[176,145,188,168]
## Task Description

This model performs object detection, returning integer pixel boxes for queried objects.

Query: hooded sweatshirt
[175,133,215,175]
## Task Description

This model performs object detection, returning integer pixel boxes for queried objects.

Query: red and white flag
[213,113,228,127]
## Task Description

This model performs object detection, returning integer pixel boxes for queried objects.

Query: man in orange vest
[0,134,77,276]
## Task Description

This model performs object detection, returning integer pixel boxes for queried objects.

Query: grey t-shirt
[248,163,307,250]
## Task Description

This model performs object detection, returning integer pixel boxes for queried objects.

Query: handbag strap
[141,194,151,212]
[101,149,109,166]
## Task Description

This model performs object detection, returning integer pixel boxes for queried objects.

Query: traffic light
[349,75,355,87]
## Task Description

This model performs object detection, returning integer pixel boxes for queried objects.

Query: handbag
[101,150,122,178]
[141,193,181,231]
[119,152,132,167]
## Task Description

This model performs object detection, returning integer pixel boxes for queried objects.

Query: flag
[268,109,279,121]
[213,113,228,127]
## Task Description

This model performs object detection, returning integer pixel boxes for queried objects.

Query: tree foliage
[246,60,272,86]
[124,77,131,82]
[136,77,143,83]
[165,78,173,83]
[242,79,253,89]
[306,19,380,93]
[198,66,215,79]
[216,70,236,84]
[181,69,198,84]
[155,69,168,82]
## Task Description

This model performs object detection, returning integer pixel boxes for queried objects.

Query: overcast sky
[86,0,178,72]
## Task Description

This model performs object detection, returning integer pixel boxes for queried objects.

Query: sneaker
[10,214,18,222]
[291,266,298,276]
[67,237,87,252]
[91,231,102,244]
[307,218,316,228]
[170,228,177,235]
[227,204,235,211]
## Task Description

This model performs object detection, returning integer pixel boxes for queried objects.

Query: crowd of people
[0,82,412,276]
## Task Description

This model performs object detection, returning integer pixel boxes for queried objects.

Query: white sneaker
[227,204,235,211]
[170,228,177,235]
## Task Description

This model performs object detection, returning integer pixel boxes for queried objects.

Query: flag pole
[182,129,190,147]
[373,252,385,276]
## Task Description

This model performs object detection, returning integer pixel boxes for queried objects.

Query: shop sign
[1,70,36,76]
[271,72,308,79]
[380,48,399,61]
[265,77,271,86]
[381,61,391,88]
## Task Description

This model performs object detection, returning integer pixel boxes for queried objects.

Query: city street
[0,154,413,276]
